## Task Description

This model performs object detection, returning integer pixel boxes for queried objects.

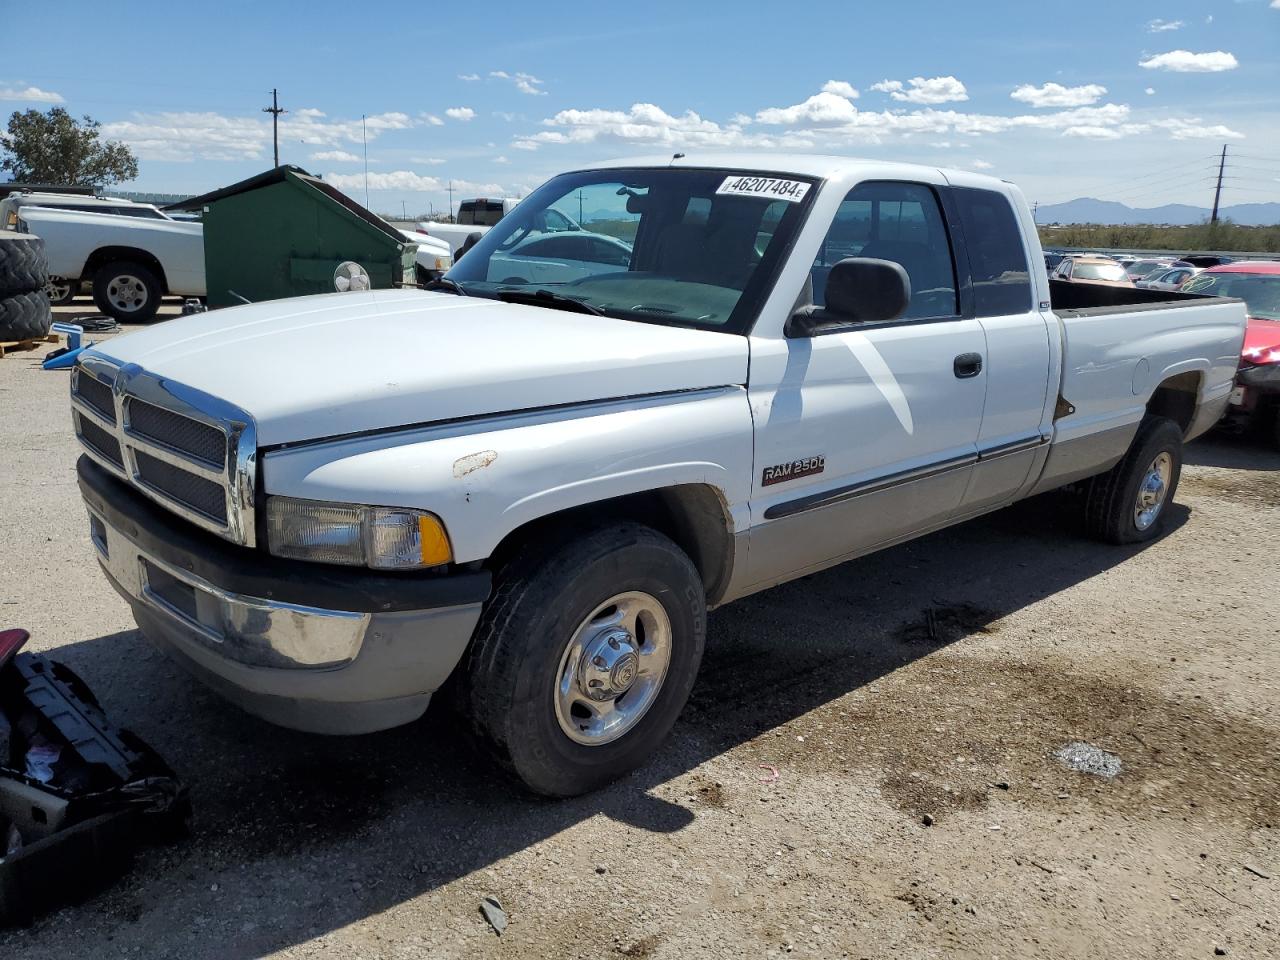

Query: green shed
[169,165,416,308]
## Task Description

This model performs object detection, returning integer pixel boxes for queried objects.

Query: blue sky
[4,0,1278,215]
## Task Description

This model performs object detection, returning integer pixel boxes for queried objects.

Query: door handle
[953,353,983,379]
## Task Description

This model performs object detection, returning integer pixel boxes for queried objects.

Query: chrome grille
[74,369,116,423]
[75,412,124,468]
[126,397,227,468]
[70,355,258,546]
[134,450,229,523]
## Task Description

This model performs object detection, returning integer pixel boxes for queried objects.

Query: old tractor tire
[0,289,54,341]
[0,233,50,298]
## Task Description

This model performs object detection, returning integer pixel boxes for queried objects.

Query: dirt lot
[2,301,1278,959]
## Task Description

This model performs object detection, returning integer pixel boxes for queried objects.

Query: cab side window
[812,182,957,321]
[952,188,1033,315]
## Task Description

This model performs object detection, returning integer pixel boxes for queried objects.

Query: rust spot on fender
[453,450,498,478]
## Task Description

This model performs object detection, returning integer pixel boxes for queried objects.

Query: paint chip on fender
[454,450,498,478]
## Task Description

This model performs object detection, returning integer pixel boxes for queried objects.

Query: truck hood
[92,290,748,445]
[1242,317,1280,363]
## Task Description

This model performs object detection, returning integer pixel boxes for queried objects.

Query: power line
[1040,155,1217,207]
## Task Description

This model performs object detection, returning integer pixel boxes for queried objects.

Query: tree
[1,107,138,187]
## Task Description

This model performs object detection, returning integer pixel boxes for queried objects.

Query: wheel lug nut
[593,655,606,667]
[608,637,620,649]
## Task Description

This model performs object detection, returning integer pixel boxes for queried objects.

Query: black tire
[0,233,49,297]
[92,260,161,323]
[0,289,52,341]
[1084,416,1183,544]
[46,277,77,306]
[457,523,706,797]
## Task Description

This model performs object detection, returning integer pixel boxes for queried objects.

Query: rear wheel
[92,260,161,323]
[1084,416,1183,544]
[457,523,706,796]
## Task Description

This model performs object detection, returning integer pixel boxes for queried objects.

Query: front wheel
[1084,416,1184,544]
[457,523,706,796]
[46,277,76,306]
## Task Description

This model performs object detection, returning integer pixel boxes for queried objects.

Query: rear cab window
[951,188,1033,315]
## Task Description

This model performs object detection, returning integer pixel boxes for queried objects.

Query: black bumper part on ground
[77,455,491,614]
[0,629,188,927]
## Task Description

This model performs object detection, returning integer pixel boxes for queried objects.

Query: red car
[1183,261,1280,444]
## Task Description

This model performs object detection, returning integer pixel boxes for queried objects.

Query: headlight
[435,255,452,271]
[265,496,452,569]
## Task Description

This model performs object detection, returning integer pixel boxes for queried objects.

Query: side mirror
[788,257,910,336]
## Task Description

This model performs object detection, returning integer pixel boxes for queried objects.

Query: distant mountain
[1035,197,1280,226]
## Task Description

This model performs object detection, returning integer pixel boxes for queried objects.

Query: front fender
[261,387,753,564]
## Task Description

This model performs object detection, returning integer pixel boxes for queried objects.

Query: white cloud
[458,73,480,81]
[326,170,441,192]
[1151,118,1245,140]
[970,160,993,170]
[1011,82,1107,108]
[870,76,968,104]
[0,85,64,103]
[311,150,361,162]
[821,80,859,99]
[100,109,416,162]
[1147,18,1184,32]
[494,155,510,164]
[1145,87,1156,95]
[490,70,546,96]
[295,107,326,119]
[1272,1,1279,9]
[756,92,859,126]
[410,156,446,165]
[445,107,476,121]
[516,102,806,152]
[1139,50,1238,72]
[422,113,444,126]
[1062,125,1127,140]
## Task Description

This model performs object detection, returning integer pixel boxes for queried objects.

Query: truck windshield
[444,168,816,333]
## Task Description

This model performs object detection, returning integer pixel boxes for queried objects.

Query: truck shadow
[1186,432,1280,471]
[4,492,1190,958]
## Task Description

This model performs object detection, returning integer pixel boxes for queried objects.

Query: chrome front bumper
[80,456,489,735]
[88,507,369,670]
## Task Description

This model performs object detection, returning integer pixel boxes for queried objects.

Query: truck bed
[1048,277,1219,315]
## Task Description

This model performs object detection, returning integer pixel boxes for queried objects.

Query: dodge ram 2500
[70,155,1247,796]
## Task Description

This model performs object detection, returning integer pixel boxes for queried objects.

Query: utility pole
[262,89,286,167]
[401,200,407,221]
[448,180,454,221]
[1210,143,1227,224]
[578,189,585,223]
[1032,200,1038,221]
[361,115,369,209]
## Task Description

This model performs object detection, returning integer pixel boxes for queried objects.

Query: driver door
[744,180,988,589]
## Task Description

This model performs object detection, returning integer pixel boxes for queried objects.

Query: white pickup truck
[399,196,525,255]
[11,199,204,322]
[70,155,1246,796]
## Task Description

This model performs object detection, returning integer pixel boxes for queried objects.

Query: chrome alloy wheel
[1134,451,1173,531]
[554,591,673,746]
[106,274,149,314]
[46,277,74,301]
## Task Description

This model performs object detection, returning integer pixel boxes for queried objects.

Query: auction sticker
[716,175,811,203]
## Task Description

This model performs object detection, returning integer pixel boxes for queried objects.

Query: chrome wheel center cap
[580,629,639,701]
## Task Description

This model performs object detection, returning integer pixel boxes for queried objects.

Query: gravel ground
[2,300,1278,959]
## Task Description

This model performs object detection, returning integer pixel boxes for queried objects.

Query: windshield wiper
[425,277,468,296]
[496,288,603,316]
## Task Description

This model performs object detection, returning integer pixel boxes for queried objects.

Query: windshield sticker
[716,176,811,203]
